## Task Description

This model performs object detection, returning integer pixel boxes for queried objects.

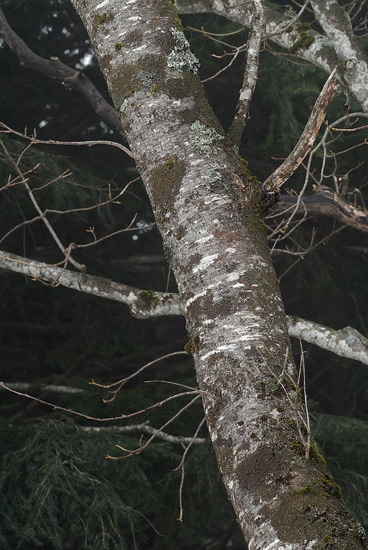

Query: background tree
[0,1,368,549]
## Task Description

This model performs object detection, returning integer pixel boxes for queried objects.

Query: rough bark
[287,316,368,366]
[68,1,366,548]
[175,0,368,113]
[2,249,368,366]
[310,0,368,112]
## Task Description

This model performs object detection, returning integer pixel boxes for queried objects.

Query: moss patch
[290,23,315,54]
[149,156,186,221]
[139,289,160,307]
[95,12,113,26]
[272,489,361,547]
[184,335,200,355]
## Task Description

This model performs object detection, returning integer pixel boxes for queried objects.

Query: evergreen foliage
[0,420,245,550]
[313,414,368,530]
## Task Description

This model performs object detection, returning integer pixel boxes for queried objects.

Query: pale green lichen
[189,121,224,157]
[137,70,156,88]
[167,27,200,74]
[205,162,223,191]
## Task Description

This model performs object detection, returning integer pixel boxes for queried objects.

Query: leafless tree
[1,1,368,548]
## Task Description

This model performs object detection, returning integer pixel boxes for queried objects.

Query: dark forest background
[0,1,367,548]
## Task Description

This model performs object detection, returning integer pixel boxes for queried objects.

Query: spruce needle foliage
[0,419,245,550]
[312,414,368,531]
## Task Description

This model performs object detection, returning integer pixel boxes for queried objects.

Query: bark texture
[69,1,367,548]
[2,249,368,365]
[175,0,368,113]
[311,0,368,112]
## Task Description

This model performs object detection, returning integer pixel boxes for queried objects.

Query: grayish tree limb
[0,249,182,318]
[2,249,367,366]
[81,423,206,444]
[0,382,85,394]
[175,0,368,113]
[0,7,124,136]
[228,0,265,147]
[310,0,368,112]
[262,68,339,202]
[287,316,368,366]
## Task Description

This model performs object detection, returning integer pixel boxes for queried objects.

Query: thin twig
[0,122,140,162]
[90,351,188,402]
[107,395,202,459]
[0,381,202,422]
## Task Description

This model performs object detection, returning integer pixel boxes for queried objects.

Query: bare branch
[0,8,124,136]
[273,187,368,233]
[0,381,202,422]
[262,67,339,204]
[0,249,182,318]
[0,122,140,162]
[287,316,368,366]
[0,382,85,394]
[107,395,202,459]
[81,423,206,445]
[90,351,189,402]
[0,140,86,272]
[173,417,207,521]
[228,0,265,147]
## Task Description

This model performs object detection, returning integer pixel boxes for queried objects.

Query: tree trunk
[70,1,366,548]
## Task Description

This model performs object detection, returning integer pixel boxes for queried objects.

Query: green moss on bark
[149,156,186,222]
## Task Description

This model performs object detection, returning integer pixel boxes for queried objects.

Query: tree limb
[311,0,368,112]
[2,248,367,366]
[0,7,124,136]
[273,187,368,233]
[81,423,206,445]
[287,316,368,366]
[262,67,339,204]
[0,249,182,318]
[228,0,265,147]
[175,0,368,113]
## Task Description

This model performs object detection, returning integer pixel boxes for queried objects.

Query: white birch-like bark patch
[192,253,219,273]
[96,0,109,9]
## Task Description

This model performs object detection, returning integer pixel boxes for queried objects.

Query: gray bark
[175,0,368,113]
[287,316,368,366]
[0,249,180,318]
[310,0,368,112]
[68,1,366,548]
[2,249,368,366]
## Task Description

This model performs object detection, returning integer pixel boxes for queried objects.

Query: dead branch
[0,8,124,136]
[81,422,206,445]
[228,0,265,147]
[262,67,339,204]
